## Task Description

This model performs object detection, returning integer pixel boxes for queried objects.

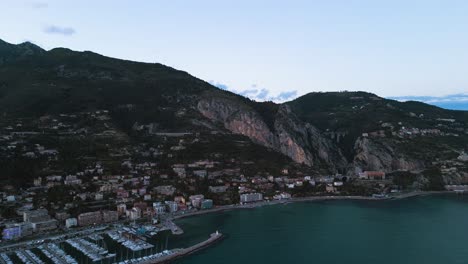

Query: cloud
[209,81,299,102]
[31,2,48,9]
[390,94,468,110]
[271,90,298,101]
[43,25,76,36]
[209,81,230,91]
[256,89,270,100]
[238,89,259,96]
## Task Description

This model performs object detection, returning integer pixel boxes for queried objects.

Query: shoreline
[160,190,454,263]
[171,190,454,221]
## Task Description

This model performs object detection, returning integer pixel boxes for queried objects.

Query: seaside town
[0,107,467,263]
[2,1,468,262]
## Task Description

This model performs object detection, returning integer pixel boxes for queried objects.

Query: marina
[0,221,221,264]
[38,243,78,264]
[0,253,13,264]
[65,238,115,263]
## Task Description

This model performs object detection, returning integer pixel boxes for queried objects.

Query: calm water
[172,195,468,264]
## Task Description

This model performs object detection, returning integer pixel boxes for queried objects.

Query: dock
[38,243,78,264]
[66,238,114,262]
[135,231,224,264]
[0,254,13,264]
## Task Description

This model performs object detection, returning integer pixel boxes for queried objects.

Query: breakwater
[136,232,223,264]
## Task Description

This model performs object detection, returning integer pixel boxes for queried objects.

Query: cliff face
[197,96,347,171]
[353,137,425,172]
[197,96,277,148]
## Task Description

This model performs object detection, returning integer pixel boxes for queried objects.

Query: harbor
[0,221,222,264]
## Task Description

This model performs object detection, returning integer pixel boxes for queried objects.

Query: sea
[172,194,468,264]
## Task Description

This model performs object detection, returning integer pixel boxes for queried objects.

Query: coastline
[171,190,453,221]
[140,190,454,263]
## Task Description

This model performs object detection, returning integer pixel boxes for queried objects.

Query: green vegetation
[422,168,445,191]
[390,171,417,189]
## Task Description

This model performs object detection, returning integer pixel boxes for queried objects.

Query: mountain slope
[1,39,467,184]
[0,39,343,170]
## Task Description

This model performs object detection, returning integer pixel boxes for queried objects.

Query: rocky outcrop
[197,97,277,148]
[197,96,347,171]
[353,137,424,172]
[274,105,347,168]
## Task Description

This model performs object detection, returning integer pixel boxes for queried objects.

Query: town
[0,107,467,263]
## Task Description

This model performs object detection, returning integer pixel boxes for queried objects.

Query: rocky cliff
[197,95,347,171]
[353,137,425,172]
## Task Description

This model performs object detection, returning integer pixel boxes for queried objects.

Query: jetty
[134,231,224,264]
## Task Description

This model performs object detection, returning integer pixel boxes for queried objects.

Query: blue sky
[0,0,467,109]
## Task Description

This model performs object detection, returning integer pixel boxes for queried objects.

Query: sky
[0,0,467,109]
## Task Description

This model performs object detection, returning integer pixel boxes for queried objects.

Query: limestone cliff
[197,96,347,171]
[353,137,425,172]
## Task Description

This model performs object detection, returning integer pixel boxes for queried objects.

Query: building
[134,202,148,212]
[95,193,104,201]
[326,184,337,193]
[153,202,166,215]
[2,226,21,240]
[55,212,70,221]
[333,181,344,187]
[273,192,292,200]
[458,153,468,162]
[33,177,42,187]
[24,209,50,222]
[201,199,213,210]
[174,196,186,204]
[359,171,386,180]
[102,210,119,223]
[172,166,186,178]
[31,219,57,232]
[189,195,204,208]
[117,204,127,215]
[209,186,228,193]
[64,175,82,185]
[2,223,32,240]
[128,207,141,220]
[116,189,129,198]
[193,170,207,178]
[165,201,178,213]
[240,193,263,203]
[139,188,147,196]
[78,211,102,226]
[22,209,57,232]
[65,218,78,228]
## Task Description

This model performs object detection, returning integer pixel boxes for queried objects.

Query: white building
[240,193,263,203]
[65,218,78,228]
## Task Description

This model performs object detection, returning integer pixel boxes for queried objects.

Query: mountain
[1,39,467,189]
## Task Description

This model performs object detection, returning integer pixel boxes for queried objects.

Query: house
[65,218,77,228]
[325,184,337,193]
[209,186,228,193]
[240,193,263,203]
[359,171,386,180]
[189,195,204,208]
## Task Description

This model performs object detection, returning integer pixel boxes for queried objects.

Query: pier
[0,254,13,264]
[15,249,45,264]
[135,231,224,264]
[38,243,78,264]
[66,238,115,263]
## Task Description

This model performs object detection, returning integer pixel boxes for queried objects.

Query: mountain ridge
[0,38,467,187]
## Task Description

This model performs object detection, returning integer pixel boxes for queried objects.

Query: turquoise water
[173,195,468,264]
